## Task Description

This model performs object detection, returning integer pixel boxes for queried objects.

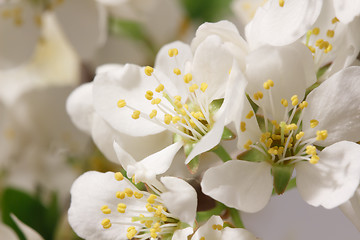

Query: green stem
[228,208,244,228]
[196,202,226,223]
[211,145,231,162]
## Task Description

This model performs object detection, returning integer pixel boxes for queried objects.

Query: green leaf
[221,127,236,140]
[180,0,233,22]
[272,164,295,195]
[1,188,60,240]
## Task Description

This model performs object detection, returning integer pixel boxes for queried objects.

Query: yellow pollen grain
[308,46,316,53]
[145,66,154,76]
[101,205,111,214]
[149,109,157,119]
[189,84,199,93]
[312,27,320,35]
[332,17,339,24]
[310,119,319,128]
[173,68,181,75]
[306,145,317,155]
[291,95,298,106]
[200,237,205,240]
[299,101,308,109]
[327,30,335,38]
[101,218,112,229]
[145,93,153,100]
[134,192,144,199]
[117,99,126,108]
[263,81,270,90]
[315,39,324,47]
[279,0,284,7]
[324,44,333,53]
[240,121,246,132]
[265,138,273,148]
[281,98,288,107]
[310,155,319,164]
[189,119,196,128]
[200,82,208,92]
[132,110,140,119]
[183,73,192,83]
[244,140,252,150]
[316,130,328,141]
[117,203,127,213]
[172,116,180,123]
[151,98,161,105]
[164,114,173,125]
[254,91,263,100]
[147,194,157,204]
[124,188,133,197]
[174,95,181,101]
[246,110,254,119]
[115,172,124,181]
[271,120,280,129]
[296,131,304,140]
[168,48,178,57]
[116,191,126,199]
[155,84,164,93]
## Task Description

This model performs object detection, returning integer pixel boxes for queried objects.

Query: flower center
[100,172,181,239]
[243,79,327,165]
[117,48,214,143]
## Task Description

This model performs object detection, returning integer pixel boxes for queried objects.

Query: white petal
[11,215,44,240]
[296,141,360,209]
[66,82,94,134]
[221,227,258,240]
[172,227,193,240]
[339,187,360,231]
[55,0,101,61]
[332,0,360,24]
[191,216,223,240]
[201,160,273,212]
[246,0,322,48]
[0,222,17,240]
[93,64,166,136]
[303,66,360,145]
[0,1,39,69]
[160,176,197,225]
[68,171,143,240]
[245,43,316,122]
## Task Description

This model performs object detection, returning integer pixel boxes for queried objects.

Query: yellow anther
[265,138,273,148]
[281,98,288,107]
[168,48,178,57]
[240,121,246,132]
[189,84,199,92]
[173,68,181,75]
[316,130,328,141]
[327,30,335,38]
[312,27,320,35]
[101,205,111,214]
[263,79,274,90]
[124,188,133,197]
[200,82,208,92]
[172,116,180,123]
[310,155,320,164]
[308,46,316,53]
[127,226,136,232]
[145,220,153,228]
[306,145,317,155]
[254,91,263,100]
[200,237,205,240]
[132,111,140,119]
[193,111,204,119]
[315,39,324,47]
[287,123,298,131]
[134,192,144,199]
[155,206,164,216]
[296,132,305,140]
[324,44,333,53]
[291,95,298,106]
[279,0,284,7]
[271,120,280,129]
[161,215,168,221]
[117,203,127,213]
[145,93,153,100]
[268,147,278,155]
[149,109,157,119]
[151,232,158,238]
[310,119,319,128]
[244,140,252,150]
[174,96,182,102]
[117,99,126,108]
[146,203,155,212]
[116,191,126,199]
[183,73,193,83]
[164,114,173,125]
[299,101,308,109]
[320,41,330,50]
[246,110,254,119]
[101,218,112,229]
[115,172,124,181]
[189,120,196,127]
[174,100,183,109]
[332,17,339,24]
[155,84,164,93]
[147,194,157,204]
[272,134,281,140]
[126,228,137,239]
[278,147,284,155]
[151,98,161,105]
[145,66,154,76]
[181,118,187,124]
[263,81,270,90]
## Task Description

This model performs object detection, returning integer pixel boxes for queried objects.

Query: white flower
[201,59,360,212]
[340,186,360,231]
[68,171,197,240]
[0,0,101,68]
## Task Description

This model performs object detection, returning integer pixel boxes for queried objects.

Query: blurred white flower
[340,186,360,231]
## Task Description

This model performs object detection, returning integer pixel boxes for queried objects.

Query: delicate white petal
[11,215,44,240]
[96,64,124,74]
[332,0,360,24]
[172,227,193,240]
[340,187,360,231]
[201,160,273,212]
[303,66,360,145]
[113,139,137,168]
[68,171,143,240]
[245,0,322,48]
[221,227,258,240]
[55,0,101,61]
[66,83,94,134]
[160,176,197,225]
[0,223,17,240]
[245,43,315,122]
[296,141,360,209]
[0,1,39,69]
[191,216,223,240]
[93,64,166,136]
[192,35,234,100]
[231,0,266,27]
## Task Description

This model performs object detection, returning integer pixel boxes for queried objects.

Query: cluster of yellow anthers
[1,0,64,26]
[242,79,327,165]
[100,172,179,239]
[306,17,339,55]
[117,48,212,142]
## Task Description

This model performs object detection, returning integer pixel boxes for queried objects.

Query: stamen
[173,68,181,75]
[101,218,112,229]
[310,119,319,128]
[145,66,154,76]
[132,111,141,119]
[312,27,320,35]
[168,48,178,57]
[115,172,124,181]
[117,99,126,108]
[279,0,284,7]
[316,130,328,141]
[327,30,334,38]
[183,73,192,83]
[331,17,339,24]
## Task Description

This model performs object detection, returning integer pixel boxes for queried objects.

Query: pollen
[134,192,144,199]
[147,194,157,204]
[281,98,288,107]
[101,205,111,214]
[174,95,181,101]
[189,84,199,92]
[324,44,333,53]
[172,116,180,123]
[151,98,161,105]
[310,119,319,128]
[315,39,324,47]
[118,203,127,213]
[116,191,126,199]
[101,218,112,229]
[132,111,140,119]
[306,145,317,155]
[316,130,328,141]
[124,188,134,197]
[168,48,178,57]
[312,27,320,35]
[331,17,339,24]
[115,172,124,181]
[327,30,334,38]
[145,91,153,100]
[117,99,126,108]
[155,84,164,93]
[254,91,263,100]
[164,114,173,125]
[299,101,308,109]
[200,82,208,92]
[279,0,284,7]
[244,140,252,150]
[183,73,193,83]
[246,110,254,119]
[310,155,319,164]
[149,109,157,119]
[296,132,304,140]
[145,66,154,76]
[291,95,298,106]
[126,227,137,239]
[173,68,181,75]
[308,46,316,53]
[240,121,246,132]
